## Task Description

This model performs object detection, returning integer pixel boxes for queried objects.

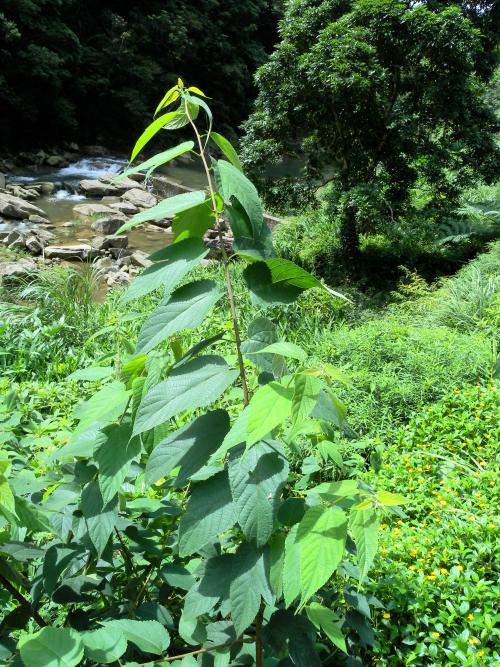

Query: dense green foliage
[242,0,499,261]
[0,1,280,148]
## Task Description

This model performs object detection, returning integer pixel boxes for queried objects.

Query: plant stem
[186,110,250,406]
[159,637,255,662]
[0,574,47,627]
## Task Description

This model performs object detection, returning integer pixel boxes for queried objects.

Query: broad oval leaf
[82,626,127,664]
[178,470,236,556]
[130,111,178,162]
[246,382,293,445]
[211,132,242,170]
[133,355,238,437]
[119,141,194,179]
[137,280,222,355]
[349,508,379,585]
[19,627,84,667]
[102,619,170,655]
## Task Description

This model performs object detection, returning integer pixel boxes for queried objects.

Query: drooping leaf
[289,373,322,438]
[208,407,249,463]
[376,491,409,506]
[311,390,347,429]
[283,523,301,608]
[82,626,127,664]
[123,237,208,303]
[297,506,347,607]
[306,479,359,499]
[80,482,118,557]
[211,132,242,170]
[246,382,293,445]
[240,317,278,373]
[103,620,170,655]
[217,160,274,259]
[349,508,379,585]
[96,424,141,504]
[116,191,206,234]
[18,628,84,667]
[228,441,289,546]
[243,258,326,307]
[43,543,86,595]
[130,111,178,162]
[137,280,222,355]
[50,425,107,461]
[119,141,194,179]
[306,603,347,654]
[289,632,322,667]
[133,355,238,437]
[229,543,270,637]
[269,533,286,600]
[145,410,230,486]
[178,471,236,556]
[154,84,181,116]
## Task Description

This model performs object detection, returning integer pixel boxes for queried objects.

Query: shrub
[364,383,500,666]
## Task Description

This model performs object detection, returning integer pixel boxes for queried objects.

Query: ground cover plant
[0,84,410,666]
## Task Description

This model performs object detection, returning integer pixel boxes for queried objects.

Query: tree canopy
[242,0,499,259]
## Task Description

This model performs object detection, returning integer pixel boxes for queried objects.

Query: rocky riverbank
[0,149,234,288]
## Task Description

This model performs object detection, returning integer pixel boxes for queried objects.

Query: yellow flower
[468,614,474,620]
[408,565,416,571]
[440,568,448,574]
[432,632,440,638]
[469,638,479,646]
[383,613,391,619]
[456,565,464,571]
[478,650,485,657]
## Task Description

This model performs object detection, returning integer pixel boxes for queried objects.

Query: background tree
[241,0,499,264]
[0,0,281,149]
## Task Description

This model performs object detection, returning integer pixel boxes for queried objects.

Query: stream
[3,156,207,255]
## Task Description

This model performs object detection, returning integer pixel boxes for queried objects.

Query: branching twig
[0,573,47,627]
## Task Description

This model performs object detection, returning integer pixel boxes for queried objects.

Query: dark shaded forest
[0,0,280,149]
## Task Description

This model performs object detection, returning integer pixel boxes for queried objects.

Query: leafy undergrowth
[364,383,499,666]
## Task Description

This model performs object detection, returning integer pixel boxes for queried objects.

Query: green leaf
[269,533,286,600]
[145,410,230,486]
[211,132,242,170]
[243,258,325,307]
[73,382,129,434]
[130,111,178,162]
[119,141,194,179]
[349,508,379,585]
[80,482,117,557]
[103,620,170,655]
[208,407,249,463]
[229,543,269,637]
[154,84,180,116]
[311,390,347,429]
[306,602,347,654]
[82,626,127,664]
[240,317,278,373]
[217,160,274,259]
[67,366,114,382]
[376,491,409,506]
[246,382,293,445]
[172,200,215,241]
[228,441,289,546]
[123,237,208,303]
[133,355,238,437]
[178,471,236,556]
[50,425,107,461]
[19,628,84,667]
[297,506,347,607]
[116,191,206,234]
[283,523,301,608]
[0,476,15,518]
[307,479,359,499]
[290,373,322,436]
[96,424,141,504]
[137,280,221,355]
[252,342,307,362]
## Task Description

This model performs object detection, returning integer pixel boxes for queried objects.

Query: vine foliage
[0,80,405,666]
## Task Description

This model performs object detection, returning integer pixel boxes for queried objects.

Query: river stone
[34,228,55,243]
[73,203,114,219]
[109,247,133,259]
[91,215,126,235]
[94,257,113,272]
[100,173,144,193]
[122,188,157,209]
[0,174,5,188]
[46,155,64,167]
[0,193,46,220]
[44,244,97,260]
[109,201,138,215]
[79,179,119,197]
[130,250,152,268]
[107,270,132,287]
[0,259,37,284]
[34,182,55,195]
[6,185,38,201]
[91,235,128,251]
[25,236,44,255]
[27,214,48,224]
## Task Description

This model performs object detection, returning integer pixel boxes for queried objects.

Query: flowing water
[3,156,206,254]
